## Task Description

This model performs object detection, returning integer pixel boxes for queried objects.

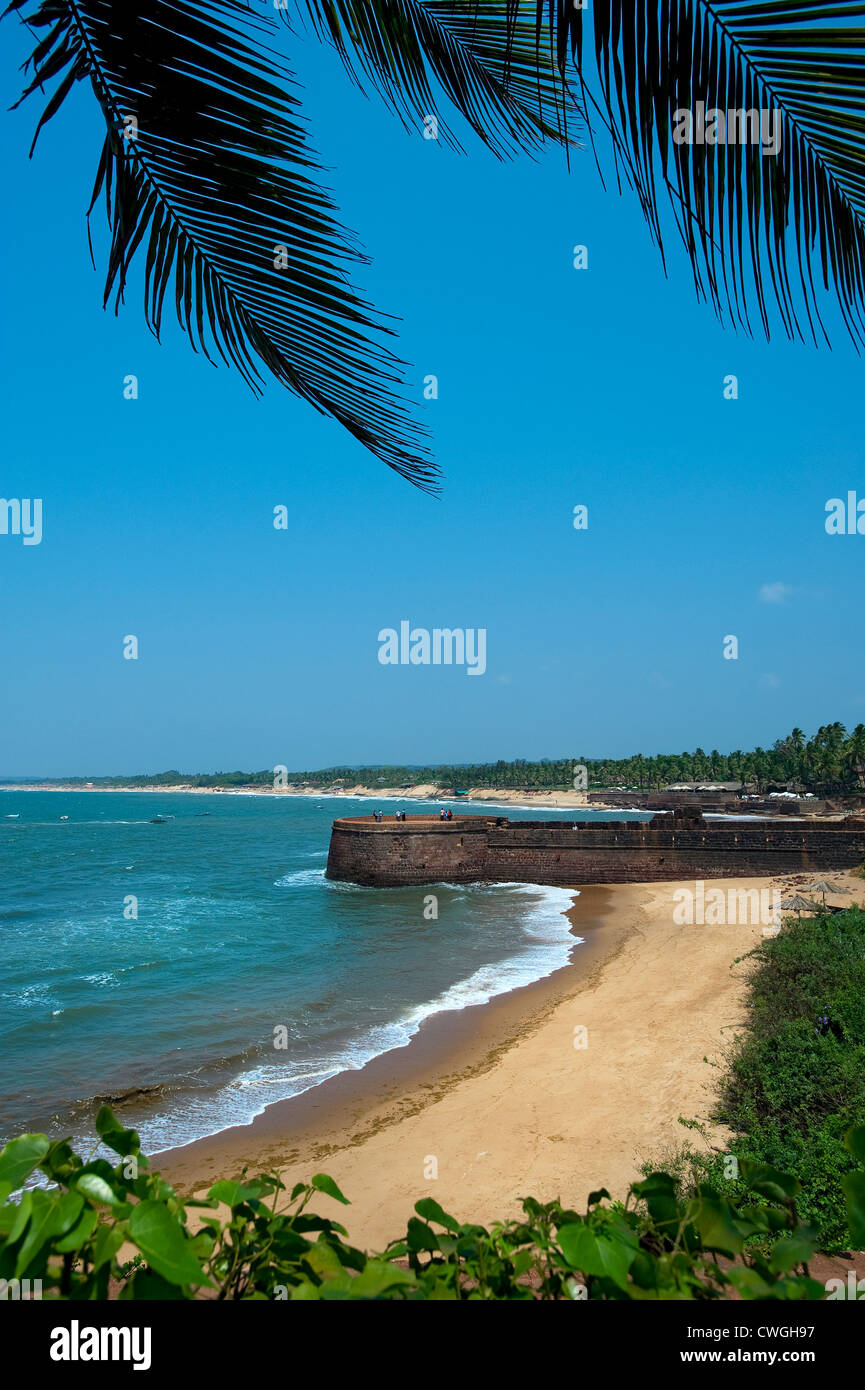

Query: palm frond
[5,0,438,490]
[544,0,865,346]
[292,0,582,156]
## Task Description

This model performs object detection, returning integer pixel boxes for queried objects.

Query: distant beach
[0,782,630,812]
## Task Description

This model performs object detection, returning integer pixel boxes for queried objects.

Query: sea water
[0,790,649,1154]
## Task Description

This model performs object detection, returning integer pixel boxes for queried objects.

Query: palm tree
[6,2,865,486]
[845,724,865,791]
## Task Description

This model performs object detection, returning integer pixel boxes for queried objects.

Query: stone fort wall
[325,810,865,887]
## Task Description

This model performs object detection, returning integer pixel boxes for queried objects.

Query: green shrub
[712,906,865,1247]
[2,1108,864,1300]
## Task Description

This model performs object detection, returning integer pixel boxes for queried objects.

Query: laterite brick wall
[325,812,865,887]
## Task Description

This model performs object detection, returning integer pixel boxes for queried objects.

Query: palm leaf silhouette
[7,2,865,489]
[544,0,865,347]
[5,0,441,489]
[292,0,581,155]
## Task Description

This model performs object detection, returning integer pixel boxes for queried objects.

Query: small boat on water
[150,816,166,824]
[60,815,69,820]
[5,814,19,819]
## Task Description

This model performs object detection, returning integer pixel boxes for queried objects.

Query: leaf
[587,1188,611,1207]
[738,1159,801,1203]
[844,1125,865,1165]
[413,1196,460,1231]
[557,1222,635,1290]
[289,1279,321,1300]
[347,1258,415,1298]
[129,1200,212,1288]
[13,1191,58,1277]
[54,1206,99,1254]
[303,1240,348,1281]
[90,1223,125,1273]
[75,1172,124,1207]
[841,1171,865,1249]
[95,1106,140,1158]
[207,1179,263,1209]
[558,1,865,347]
[6,1191,33,1245]
[769,1235,816,1275]
[405,1216,439,1253]
[7,0,437,491]
[39,1138,83,1185]
[687,1196,745,1256]
[0,1133,50,1190]
[14,1190,83,1278]
[725,1264,778,1300]
[630,1171,681,1229]
[311,1173,350,1205]
[298,0,581,157]
[126,1267,187,1300]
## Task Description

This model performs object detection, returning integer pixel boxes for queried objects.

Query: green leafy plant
[713,905,865,1248]
[2,1106,863,1299]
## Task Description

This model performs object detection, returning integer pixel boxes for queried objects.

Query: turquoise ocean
[0,791,649,1154]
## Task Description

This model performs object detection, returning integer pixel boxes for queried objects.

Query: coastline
[0,783,617,811]
[154,883,624,1190]
[154,870,865,1251]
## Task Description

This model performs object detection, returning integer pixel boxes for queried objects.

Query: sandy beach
[0,781,602,809]
[155,869,865,1252]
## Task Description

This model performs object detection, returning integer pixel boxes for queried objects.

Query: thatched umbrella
[807,880,851,907]
[778,895,823,918]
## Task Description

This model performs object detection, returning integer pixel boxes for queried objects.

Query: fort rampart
[325,809,865,887]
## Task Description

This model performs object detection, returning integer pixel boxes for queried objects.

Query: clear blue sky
[1,18,862,777]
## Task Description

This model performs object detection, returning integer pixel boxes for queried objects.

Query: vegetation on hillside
[715,905,865,1249]
[644,906,865,1253]
[15,723,865,796]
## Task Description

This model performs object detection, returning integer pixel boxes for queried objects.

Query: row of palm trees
[53,724,865,794]
[409,725,865,794]
[581,725,865,795]
[239,725,865,794]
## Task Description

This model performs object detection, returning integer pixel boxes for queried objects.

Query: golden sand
[157,871,865,1252]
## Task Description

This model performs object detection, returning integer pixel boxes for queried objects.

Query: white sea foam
[273,867,328,888]
[3,982,62,1011]
[140,881,581,1155]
